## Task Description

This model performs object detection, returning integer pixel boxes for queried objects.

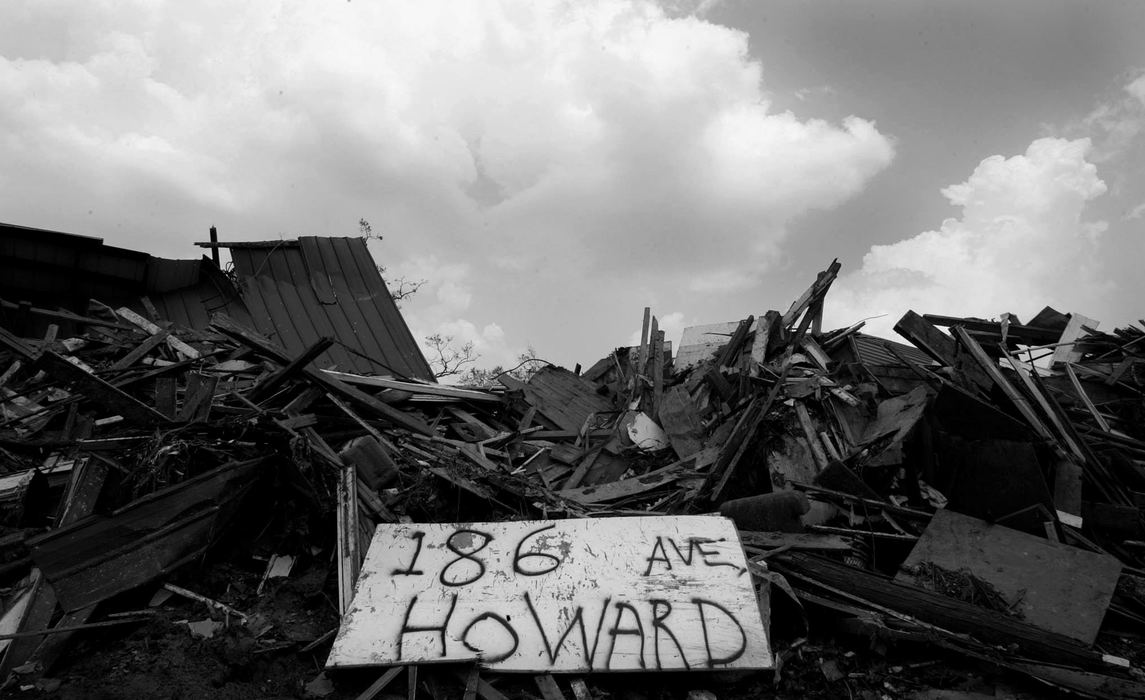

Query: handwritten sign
[327,516,771,672]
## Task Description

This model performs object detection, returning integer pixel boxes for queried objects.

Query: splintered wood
[327,516,771,672]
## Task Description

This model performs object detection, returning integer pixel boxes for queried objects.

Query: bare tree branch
[360,217,426,306]
[424,333,479,379]
[387,276,427,305]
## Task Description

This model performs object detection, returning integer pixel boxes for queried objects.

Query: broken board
[897,508,1121,644]
[328,516,771,672]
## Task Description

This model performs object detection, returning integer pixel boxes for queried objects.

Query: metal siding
[325,238,391,373]
[229,238,433,380]
[344,238,433,378]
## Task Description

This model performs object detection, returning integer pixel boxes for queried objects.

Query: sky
[2,1,1144,373]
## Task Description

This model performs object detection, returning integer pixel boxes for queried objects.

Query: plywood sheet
[897,508,1121,644]
[675,322,745,370]
[328,516,771,672]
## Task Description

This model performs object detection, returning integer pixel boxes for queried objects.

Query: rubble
[1,239,1144,698]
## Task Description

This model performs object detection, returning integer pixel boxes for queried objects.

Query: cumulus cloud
[829,137,1111,335]
[0,0,894,365]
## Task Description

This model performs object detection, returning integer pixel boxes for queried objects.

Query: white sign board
[327,516,771,672]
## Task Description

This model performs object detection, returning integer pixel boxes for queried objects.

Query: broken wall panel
[898,509,1122,644]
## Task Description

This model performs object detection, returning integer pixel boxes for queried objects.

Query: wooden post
[209,226,220,267]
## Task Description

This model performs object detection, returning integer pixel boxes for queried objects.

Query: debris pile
[1,256,1144,699]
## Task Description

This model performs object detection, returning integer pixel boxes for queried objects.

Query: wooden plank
[38,351,170,426]
[922,314,1062,347]
[252,337,334,401]
[327,516,771,672]
[534,674,567,700]
[781,260,840,329]
[1000,351,1084,460]
[455,673,511,700]
[896,509,1122,644]
[336,458,361,615]
[676,322,740,371]
[1051,313,1098,368]
[1053,455,1084,520]
[657,386,704,460]
[651,329,665,417]
[462,666,480,700]
[139,296,161,321]
[894,311,958,365]
[30,459,263,611]
[54,460,108,528]
[894,311,992,392]
[515,367,614,434]
[794,403,828,471]
[354,666,404,700]
[799,338,831,372]
[859,385,929,447]
[738,531,853,553]
[1065,364,1112,432]
[24,466,108,669]
[713,317,754,368]
[558,448,715,505]
[49,510,218,612]
[560,447,601,491]
[0,298,136,332]
[0,359,22,388]
[116,307,200,359]
[0,324,41,361]
[110,330,170,370]
[0,571,57,676]
[323,370,500,403]
[635,307,651,394]
[1006,661,1145,700]
[448,407,499,442]
[406,666,417,700]
[177,372,219,423]
[211,313,433,435]
[569,678,592,700]
[773,552,1108,671]
[707,396,771,505]
[749,311,780,376]
[808,297,824,336]
[949,327,1057,443]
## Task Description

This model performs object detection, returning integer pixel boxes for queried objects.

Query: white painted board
[675,322,755,370]
[327,516,771,673]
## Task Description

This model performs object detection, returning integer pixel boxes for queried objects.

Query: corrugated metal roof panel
[850,333,936,368]
[230,237,433,380]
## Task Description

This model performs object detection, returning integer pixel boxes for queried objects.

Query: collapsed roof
[0,222,433,381]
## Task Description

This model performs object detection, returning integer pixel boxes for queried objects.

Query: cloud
[383,254,518,373]
[1081,70,1145,163]
[829,137,1111,335]
[0,0,893,365]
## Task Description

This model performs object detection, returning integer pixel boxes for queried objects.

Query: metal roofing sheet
[850,333,936,368]
[229,237,433,380]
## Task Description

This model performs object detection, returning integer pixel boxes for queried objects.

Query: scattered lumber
[2,259,1145,698]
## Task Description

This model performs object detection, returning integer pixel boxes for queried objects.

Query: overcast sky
[3,1,1143,371]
